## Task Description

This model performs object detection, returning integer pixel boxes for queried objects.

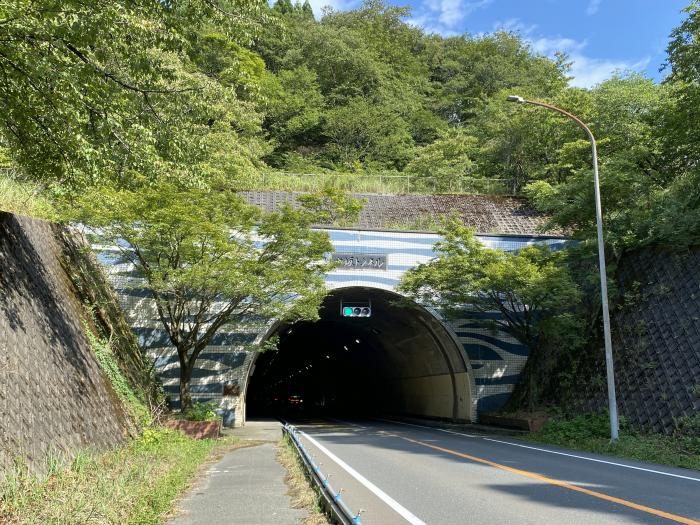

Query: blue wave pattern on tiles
[99,227,567,422]
[133,327,257,349]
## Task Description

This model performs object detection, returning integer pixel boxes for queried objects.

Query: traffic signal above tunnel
[340,300,371,317]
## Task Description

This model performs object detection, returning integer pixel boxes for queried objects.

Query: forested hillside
[251,0,566,176]
[2,1,698,252]
[250,0,698,252]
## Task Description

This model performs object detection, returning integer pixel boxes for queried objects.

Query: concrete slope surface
[290,419,700,525]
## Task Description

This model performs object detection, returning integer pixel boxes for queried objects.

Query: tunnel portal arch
[243,286,475,424]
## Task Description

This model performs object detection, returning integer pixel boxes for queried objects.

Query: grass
[0,170,56,220]
[277,436,331,525]
[0,167,513,229]
[85,324,153,429]
[522,412,700,471]
[0,428,242,525]
[241,171,514,196]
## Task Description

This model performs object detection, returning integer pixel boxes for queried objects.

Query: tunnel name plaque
[331,252,387,270]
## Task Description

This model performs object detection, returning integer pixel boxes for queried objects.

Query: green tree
[273,0,294,14]
[426,32,568,125]
[249,0,580,175]
[404,129,477,191]
[74,184,335,409]
[466,87,595,192]
[260,66,326,163]
[398,219,581,352]
[0,0,267,191]
[322,97,414,169]
[523,75,667,252]
[647,1,700,247]
[301,0,315,20]
[663,0,700,170]
[296,187,364,226]
[315,1,441,147]
[189,30,267,101]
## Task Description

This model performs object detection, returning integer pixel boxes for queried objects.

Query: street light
[506,95,620,441]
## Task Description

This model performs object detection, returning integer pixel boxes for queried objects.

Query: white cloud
[407,15,460,36]
[530,36,587,56]
[444,0,493,27]
[586,0,602,15]
[528,35,649,88]
[305,0,360,19]
[492,18,537,35]
[568,55,650,88]
[411,0,493,34]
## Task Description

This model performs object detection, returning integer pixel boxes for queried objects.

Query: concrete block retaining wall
[598,248,699,432]
[0,213,131,473]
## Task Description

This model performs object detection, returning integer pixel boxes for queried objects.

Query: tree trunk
[179,358,194,412]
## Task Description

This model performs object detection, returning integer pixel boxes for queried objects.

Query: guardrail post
[285,424,364,525]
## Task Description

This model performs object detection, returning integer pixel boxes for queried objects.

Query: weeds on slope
[523,412,700,471]
[277,436,331,525]
[0,170,55,220]
[0,428,240,524]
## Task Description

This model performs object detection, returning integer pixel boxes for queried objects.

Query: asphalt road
[289,418,700,525]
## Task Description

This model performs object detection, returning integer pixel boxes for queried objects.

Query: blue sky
[308,0,690,88]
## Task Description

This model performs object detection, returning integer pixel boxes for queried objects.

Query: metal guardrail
[283,423,364,525]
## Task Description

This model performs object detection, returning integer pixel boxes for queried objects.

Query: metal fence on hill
[250,172,517,196]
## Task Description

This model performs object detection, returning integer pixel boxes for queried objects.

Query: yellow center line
[386,432,699,525]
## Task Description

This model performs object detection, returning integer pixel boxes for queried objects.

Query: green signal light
[343,307,354,316]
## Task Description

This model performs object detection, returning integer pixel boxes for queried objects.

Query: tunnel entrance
[246,287,472,422]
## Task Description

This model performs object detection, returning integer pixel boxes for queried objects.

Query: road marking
[376,418,477,438]
[298,429,427,525]
[328,418,368,430]
[396,434,700,525]
[483,438,700,483]
[378,418,700,483]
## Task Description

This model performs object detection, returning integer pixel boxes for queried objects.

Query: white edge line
[378,418,700,483]
[483,438,700,483]
[298,430,427,525]
[329,418,368,430]
[377,418,477,438]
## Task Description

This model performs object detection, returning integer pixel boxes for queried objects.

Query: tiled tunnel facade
[100,228,567,427]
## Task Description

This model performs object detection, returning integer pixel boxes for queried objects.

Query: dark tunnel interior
[245,287,472,422]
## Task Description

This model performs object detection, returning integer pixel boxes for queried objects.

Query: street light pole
[506,95,619,441]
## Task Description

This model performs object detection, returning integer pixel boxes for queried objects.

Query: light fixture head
[506,95,526,104]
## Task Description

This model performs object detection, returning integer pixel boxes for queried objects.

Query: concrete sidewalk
[169,420,308,525]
